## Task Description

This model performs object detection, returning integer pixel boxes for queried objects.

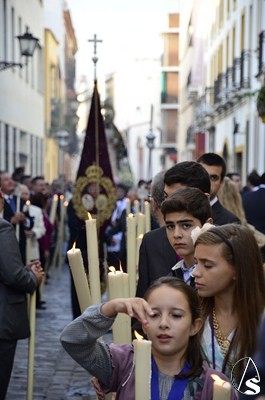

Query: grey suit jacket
[0,218,37,340]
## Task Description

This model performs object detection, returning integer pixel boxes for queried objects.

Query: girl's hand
[91,377,105,400]
[101,297,154,326]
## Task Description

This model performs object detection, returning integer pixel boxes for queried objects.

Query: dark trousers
[0,339,17,399]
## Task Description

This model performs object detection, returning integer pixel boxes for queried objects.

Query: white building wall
[0,0,44,174]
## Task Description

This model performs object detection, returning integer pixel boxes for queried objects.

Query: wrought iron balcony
[257,31,265,76]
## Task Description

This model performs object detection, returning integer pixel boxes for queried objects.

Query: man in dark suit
[243,172,265,262]
[0,171,28,263]
[243,172,265,235]
[136,161,211,298]
[197,153,240,225]
[0,186,44,399]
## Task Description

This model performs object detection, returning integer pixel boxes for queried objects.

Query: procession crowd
[1,153,265,399]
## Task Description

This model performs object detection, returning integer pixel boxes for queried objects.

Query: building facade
[0,0,44,175]
[178,0,265,181]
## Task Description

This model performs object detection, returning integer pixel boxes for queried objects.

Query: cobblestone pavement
[6,264,102,400]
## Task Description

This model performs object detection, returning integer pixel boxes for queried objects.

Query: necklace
[212,308,231,357]
[210,308,236,374]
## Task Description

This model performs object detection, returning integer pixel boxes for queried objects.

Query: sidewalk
[6,264,98,400]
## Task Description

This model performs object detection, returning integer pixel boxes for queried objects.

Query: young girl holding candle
[192,223,265,379]
[60,277,236,399]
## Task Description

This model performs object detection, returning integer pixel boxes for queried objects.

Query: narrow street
[6,265,98,400]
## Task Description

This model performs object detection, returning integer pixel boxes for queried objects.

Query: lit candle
[126,197,131,215]
[133,331,152,400]
[25,200,31,264]
[136,234,144,282]
[85,212,101,304]
[133,199,139,214]
[108,266,131,344]
[212,374,231,400]
[59,194,65,217]
[144,201,151,233]
[49,194,58,224]
[67,243,92,312]
[137,212,146,237]
[16,195,20,240]
[126,213,137,297]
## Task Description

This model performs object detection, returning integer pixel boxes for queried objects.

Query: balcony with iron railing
[212,51,252,111]
[257,30,265,77]
[161,92,179,105]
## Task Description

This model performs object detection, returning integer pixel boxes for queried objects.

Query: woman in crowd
[193,223,265,379]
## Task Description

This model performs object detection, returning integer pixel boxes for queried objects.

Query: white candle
[133,199,139,214]
[136,234,144,282]
[49,194,58,224]
[126,197,131,215]
[25,200,31,264]
[67,244,92,312]
[212,374,231,400]
[108,266,131,344]
[85,213,101,304]
[126,213,137,297]
[133,331,152,400]
[27,290,36,399]
[137,212,146,237]
[59,194,65,218]
[144,201,151,233]
[16,195,20,240]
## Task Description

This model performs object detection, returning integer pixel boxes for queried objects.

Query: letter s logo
[231,357,260,395]
[244,377,260,395]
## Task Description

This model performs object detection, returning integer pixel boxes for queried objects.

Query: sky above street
[67,0,178,87]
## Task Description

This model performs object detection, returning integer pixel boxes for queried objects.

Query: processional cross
[88,34,103,82]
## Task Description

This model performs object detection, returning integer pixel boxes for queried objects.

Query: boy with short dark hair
[161,186,212,286]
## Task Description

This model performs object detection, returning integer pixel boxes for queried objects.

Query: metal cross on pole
[88,34,103,82]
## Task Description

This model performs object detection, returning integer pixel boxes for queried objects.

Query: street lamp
[146,128,156,180]
[0,28,39,71]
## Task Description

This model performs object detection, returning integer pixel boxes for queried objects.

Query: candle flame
[87,212,92,220]
[26,200,31,206]
[119,262,123,272]
[109,266,116,273]
[134,330,144,340]
[134,199,139,204]
[64,201,68,207]
[60,194,64,200]
[54,194,58,201]
[128,213,134,218]
[72,242,76,251]
[211,374,226,384]
[138,234,144,239]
